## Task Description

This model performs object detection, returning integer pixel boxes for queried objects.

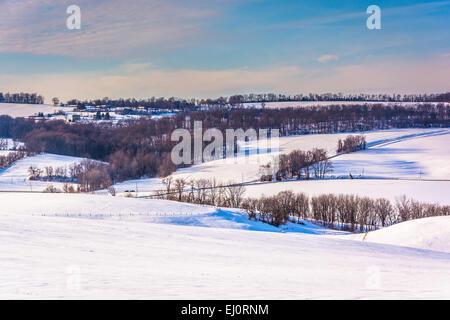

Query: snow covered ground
[1,193,449,299]
[0,193,342,234]
[0,103,60,118]
[168,128,449,184]
[332,129,450,179]
[107,128,450,205]
[349,216,450,253]
[0,153,87,191]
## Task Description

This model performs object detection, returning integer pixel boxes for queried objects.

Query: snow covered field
[107,128,450,205]
[349,216,450,253]
[1,126,449,299]
[169,128,449,184]
[1,193,449,299]
[0,103,60,118]
[332,129,450,179]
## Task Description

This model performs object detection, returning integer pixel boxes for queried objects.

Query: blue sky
[0,0,449,101]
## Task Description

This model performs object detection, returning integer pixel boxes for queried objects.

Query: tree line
[158,177,247,209]
[201,92,450,106]
[337,135,367,153]
[260,148,333,181]
[243,192,450,230]
[185,103,449,135]
[66,97,197,112]
[0,92,44,104]
[0,150,33,171]
[65,92,450,110]
[152,177,450,230]
[28,160,112,192]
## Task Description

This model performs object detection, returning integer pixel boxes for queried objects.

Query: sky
[0,0,449,102]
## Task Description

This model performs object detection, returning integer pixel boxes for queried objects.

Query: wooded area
[0,103,448,184]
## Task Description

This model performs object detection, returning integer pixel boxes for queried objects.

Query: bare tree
[396,196,411,222]
[174,178,187,201]
[374,198,393,227]
[0,138,8,150]
[108,186,116,196]
[162,176,173,199]
[28,166,43,180]
[295,193,310,223]
[225,182,246,208]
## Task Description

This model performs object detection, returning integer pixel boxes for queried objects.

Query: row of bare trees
[0,150,32,170]
[242,191,309,227]
[206,92,450,106]
[242,192,450,230]
[29,160,112,192]
[159,177,246,208]
[261,148,333,181]
[156,176,449,230]
[43,183,78,193]
[0,92,44,104]
[337,135,367,153]
[311,194,450,232]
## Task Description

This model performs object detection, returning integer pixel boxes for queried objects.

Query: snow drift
[350,216,450,253]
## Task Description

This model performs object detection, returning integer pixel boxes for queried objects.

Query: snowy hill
[0,193,342,234]
[332,129,450,179]
[170,128,446,184]
[0,153,88,191]
[349,216,450,253]
[0,103,60,118]
[1,193,449,299]
[107,128,446,193]
[106,128,450,206]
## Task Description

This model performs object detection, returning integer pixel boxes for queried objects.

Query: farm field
[0,153,86,191]
[332,129,450,179]
[3,0,450,303]
[105,128,450,203]
[0,103,60,118]
[2,128,447,204]
[348,216,450,253]
[1,127,449,299]
[0,192,449,299]
[169,128,449,184]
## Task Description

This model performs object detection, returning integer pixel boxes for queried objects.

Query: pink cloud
[0,0,217,57]
[1,58,448,102]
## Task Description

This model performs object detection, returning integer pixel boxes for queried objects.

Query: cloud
[0,0,217,57]
[317,55,339,63]
[0,58,448,102]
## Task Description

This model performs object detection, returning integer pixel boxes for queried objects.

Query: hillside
[107,128,450,205]
[332,129,450,179]
[0,153,87,191]
[169,128,446,184]
[349,216,450,253]
[1,193,449,299]
[0,103,60,118]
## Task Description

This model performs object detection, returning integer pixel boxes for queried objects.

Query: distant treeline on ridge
[0,92,45,105]
[67,92,450,110]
